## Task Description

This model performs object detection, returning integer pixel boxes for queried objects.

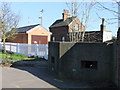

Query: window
[74,23,79,31]
[81,61,97,69]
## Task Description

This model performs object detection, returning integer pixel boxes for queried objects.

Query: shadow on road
[11,59,118,89]
[11,59,70,89]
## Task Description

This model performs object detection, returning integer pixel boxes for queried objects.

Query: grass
[0,50,46,66]
[0,50,46,61]
[0,50,28,61]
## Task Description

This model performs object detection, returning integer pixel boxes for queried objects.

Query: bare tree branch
[0,2,20,53]
[96,2,119,14]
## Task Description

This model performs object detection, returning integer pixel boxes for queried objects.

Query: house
[83,18,112,42]
[49,9,112,42]
[49,9,85,41]
[7,24,51,44]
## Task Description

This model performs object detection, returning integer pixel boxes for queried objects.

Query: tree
[0,2,20,53]
[66,0,96,42]
[80,1,96,42]
[96,1,119,26]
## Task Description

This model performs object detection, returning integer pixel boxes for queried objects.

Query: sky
[1,1,118,36]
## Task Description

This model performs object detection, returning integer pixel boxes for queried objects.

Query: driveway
[2,60,117,89]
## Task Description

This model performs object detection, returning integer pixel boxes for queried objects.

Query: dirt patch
[1,63,12,67]
[10,59,47,67]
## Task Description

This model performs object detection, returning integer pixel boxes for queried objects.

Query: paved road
[2,67,56,88]
[2,60,117,89]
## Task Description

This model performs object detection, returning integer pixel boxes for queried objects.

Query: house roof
[16,24,39,33]
[49,17,76,28]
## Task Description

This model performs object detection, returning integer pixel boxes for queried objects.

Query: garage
[32,35,48,44]
[6,24,51,44]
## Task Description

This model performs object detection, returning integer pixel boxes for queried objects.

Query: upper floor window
[74,23,79,31]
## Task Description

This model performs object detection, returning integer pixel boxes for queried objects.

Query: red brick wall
[69,18,85,32]
[50,26,69,41]
[7,33,28,44]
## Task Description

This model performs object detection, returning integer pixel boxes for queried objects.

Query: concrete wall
[48,42,60,73]
[49,42,115,82]
[116,28,120,88]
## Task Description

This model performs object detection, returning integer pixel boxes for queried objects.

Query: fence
[0,42,48,60]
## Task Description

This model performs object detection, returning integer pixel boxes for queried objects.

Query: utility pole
[39,9,43,26]
[28,17,30,24]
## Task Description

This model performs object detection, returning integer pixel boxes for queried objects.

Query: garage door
[31,35,48,44]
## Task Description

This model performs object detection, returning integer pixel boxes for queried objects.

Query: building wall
[103,31,112,42]
[7,25,51,44]
[118,2,120,27]
[49,42,115,82]
[69,18,84,32]
[83,31,103,42]
[117,28,120,88]
[7,33,28,43]
[50,26,69,41]
[28,26,51,44]
[50,18,84,42]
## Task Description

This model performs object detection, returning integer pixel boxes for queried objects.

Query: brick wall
[6,25,51,44]
[7,33,28,43]
[83,31,103,42]
[50,18,84,42]
[28,25,51,44]
[50,26,69,41]
[69,18,84,32]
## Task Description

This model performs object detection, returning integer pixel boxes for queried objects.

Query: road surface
[2,67,56,88]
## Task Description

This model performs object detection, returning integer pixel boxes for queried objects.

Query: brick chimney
[100,18,106,32]
[62,9,70,21]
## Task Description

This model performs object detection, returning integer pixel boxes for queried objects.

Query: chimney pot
[100,18,106,32]
[62,9,70,21]
[102,18,105,25]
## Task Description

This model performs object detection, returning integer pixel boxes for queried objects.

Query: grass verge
[0,51,28,61]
